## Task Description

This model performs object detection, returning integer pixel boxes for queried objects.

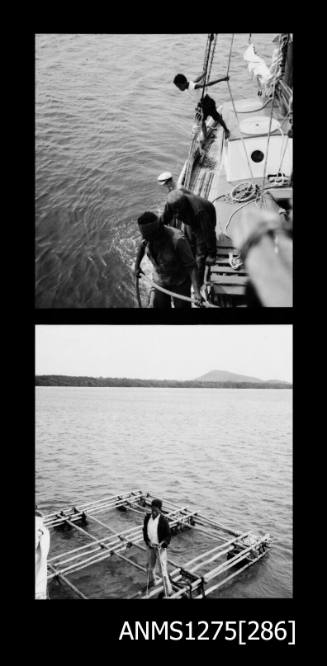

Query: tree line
[35,375,291,389]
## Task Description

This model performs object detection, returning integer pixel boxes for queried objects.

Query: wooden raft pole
[48,563,89,599]
[45,492,145,529]
[193,551,267,599]
[43,489,143,522]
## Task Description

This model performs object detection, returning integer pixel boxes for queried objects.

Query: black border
[31,24,300,651]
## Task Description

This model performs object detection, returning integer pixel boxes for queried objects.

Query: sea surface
[35,33,277,307]
[35,386,292,598]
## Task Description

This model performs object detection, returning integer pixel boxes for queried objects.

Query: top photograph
[35,33,293,309]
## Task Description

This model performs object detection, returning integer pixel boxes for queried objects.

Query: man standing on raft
[143,498,173,596]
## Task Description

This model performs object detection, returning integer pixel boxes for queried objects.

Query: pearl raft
[40,490,271,599]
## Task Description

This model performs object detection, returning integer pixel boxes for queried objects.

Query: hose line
[135,275,219,308]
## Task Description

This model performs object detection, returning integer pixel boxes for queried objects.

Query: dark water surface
[36,387,292,598]
[35,33,276,307]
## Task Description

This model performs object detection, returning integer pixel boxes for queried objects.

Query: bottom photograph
[35,324,292,600]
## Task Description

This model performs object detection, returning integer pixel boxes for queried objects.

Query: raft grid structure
[43,490,271,599]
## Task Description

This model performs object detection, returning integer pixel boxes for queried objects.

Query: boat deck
[42,490,270,599]
[178,97,292,306]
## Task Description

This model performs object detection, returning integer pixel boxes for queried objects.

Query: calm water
[35,33,277,307]
[35,386,292,598]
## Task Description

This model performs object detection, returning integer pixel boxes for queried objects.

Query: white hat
[157,171,173,184]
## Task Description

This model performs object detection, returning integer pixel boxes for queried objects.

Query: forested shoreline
[35,375,291,389]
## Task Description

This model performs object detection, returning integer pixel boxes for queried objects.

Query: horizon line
[35,372,291,384]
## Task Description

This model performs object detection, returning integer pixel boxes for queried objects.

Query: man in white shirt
[173,71,230,145]
[143,498,172,596]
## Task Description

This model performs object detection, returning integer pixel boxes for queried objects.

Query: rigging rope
[200,33,217,102]
[205,34,218,89]
[224,34,256,180]
[226,33,234,77]
[227,80,255,180]
[262,33,282,192]
[237,96,273,113]
[135,274,142,308]
[277,133,290,176]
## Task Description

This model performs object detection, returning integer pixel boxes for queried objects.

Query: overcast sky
[35,325,292,382]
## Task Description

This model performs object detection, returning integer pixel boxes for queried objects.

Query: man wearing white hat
[157,172,192,231]
[157,172,176,193]
[157,171,193,196]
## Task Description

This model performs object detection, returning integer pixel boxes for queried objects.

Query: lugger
[136,34,293,308]
[40,490,271,599]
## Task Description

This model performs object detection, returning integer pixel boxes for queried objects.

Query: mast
[283,34,293,89]
[200,33,217,101]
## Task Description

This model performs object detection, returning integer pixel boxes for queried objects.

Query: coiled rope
[223,186,285,236]
[237,96,274,113]
[210,183,281,236]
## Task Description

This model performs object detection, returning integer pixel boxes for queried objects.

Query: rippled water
[35,386,292,598]
[35,33,277,307]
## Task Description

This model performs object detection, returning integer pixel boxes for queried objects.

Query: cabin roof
[220,98,291,141]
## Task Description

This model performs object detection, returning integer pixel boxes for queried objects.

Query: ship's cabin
[221,99,292,184]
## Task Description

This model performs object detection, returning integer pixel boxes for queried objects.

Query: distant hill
[195,370,264,384]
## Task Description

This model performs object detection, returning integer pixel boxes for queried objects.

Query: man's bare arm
[194,75,229,90]
[134,240,146,277]
[193,70,206,83]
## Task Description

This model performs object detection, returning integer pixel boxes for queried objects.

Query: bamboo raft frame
[42,490,271,599]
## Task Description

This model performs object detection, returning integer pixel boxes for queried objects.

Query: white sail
[243,43,271,85]
[244,36,290,97]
